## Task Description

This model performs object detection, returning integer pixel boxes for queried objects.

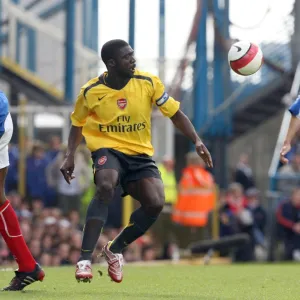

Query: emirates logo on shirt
[117,99,127,110]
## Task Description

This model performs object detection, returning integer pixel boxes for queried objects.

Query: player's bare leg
[0,166,45,291]
[76,169,118,283]
[103,177,165,283]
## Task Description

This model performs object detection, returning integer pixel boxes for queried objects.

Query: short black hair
[101,39,129,64]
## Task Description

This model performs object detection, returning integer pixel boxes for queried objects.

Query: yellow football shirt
[71,70,180,156]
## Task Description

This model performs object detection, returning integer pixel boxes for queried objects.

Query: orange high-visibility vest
[172,166,215,227]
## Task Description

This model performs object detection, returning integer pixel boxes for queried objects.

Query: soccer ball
[228,41,263,76]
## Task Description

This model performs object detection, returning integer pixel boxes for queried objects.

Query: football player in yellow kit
[60,39,213,283]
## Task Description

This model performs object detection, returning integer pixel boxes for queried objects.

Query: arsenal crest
[117,99,127,110]
[98,156,107,166]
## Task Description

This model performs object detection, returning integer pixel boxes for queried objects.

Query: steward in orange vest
[172,152,215,227]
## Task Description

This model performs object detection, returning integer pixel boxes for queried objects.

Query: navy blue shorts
[91,148,161,196]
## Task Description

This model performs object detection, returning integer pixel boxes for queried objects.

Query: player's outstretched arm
[60,125,83,184]
[170,109,213,168]
[280,115,300,164]
[280,97,300,164]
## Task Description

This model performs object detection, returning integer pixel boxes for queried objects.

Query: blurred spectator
[44,136,62,207]
[59,243,71,265]
[276,188,300,261]
[159,242,180,261]
[70,231,83,249]
[278,153,300,194]
[26,143,50,205]
[7,191,22,216]
[40,253,52,267]
[233,153,255,192]
[45,135,61,162]
[219,184,248,240]
[29,239,42,261]
[152,155,178,247]
[123,243,142,262]
[246,188,267,248]
[69,248,81,265]
[31,226,44,241]
[219,183,255,261]
[46,147,90,216]
[20,221,32,243]
[68,210,83,231]
[0,242,11,264]
[158,155,178,207]
[52,255,62,266]
[5,144,19,193]
[142,245,157,261]
[219,204,238,238]
[225,183,248,214]
[41,235,54,253]
[31,198,44,222]
[172,152,215,248]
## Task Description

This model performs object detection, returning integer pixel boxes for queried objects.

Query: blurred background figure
[26,143,49,206]
[276,188,300,261]
[218,183,256,261]
[46,146,90,216]
[172,152,215,247]
[225,183,247,215]
[152,155,178,251]
[45,135,62,162]
[5,144,18,193]
[233,153,255,192]
[246,188,267,247]
[278,153,300,195]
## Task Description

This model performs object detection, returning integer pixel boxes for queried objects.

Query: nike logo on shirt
[98,95,107,101]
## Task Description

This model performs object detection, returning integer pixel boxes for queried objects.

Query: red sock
[0,200,36,272]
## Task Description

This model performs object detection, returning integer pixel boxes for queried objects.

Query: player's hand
[280,141,291,164]
[60,155,76,184]
[195,140,213,168]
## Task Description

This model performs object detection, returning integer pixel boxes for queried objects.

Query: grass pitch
[0,263,299,300]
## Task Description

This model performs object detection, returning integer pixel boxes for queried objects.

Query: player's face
[115,46,136,78]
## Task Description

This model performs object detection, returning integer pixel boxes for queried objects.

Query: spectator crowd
[1,136,300,266]
[0,136,175,267]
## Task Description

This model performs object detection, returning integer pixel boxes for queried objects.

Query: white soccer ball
[228,41,263,76]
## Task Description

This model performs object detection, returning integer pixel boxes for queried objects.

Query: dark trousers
[284,234,300,260]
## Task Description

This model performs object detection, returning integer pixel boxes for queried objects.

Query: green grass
[0,264,299,300]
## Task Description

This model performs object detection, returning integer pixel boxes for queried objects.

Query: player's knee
[143,194,165,217]
[95,181,115,203]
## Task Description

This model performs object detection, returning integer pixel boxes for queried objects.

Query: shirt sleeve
[152,76,180,118]
[289,97,300,119]
[70,88,89,127]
